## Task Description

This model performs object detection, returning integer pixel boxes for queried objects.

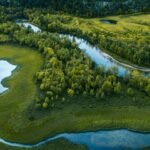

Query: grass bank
[0,139,86,150]
[0,44,42,141]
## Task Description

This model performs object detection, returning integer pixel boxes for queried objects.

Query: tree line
[0,0,150,17]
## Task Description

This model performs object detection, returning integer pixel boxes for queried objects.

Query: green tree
[127,88,134,96]
[67,89,74,97]
[114,82,121,94]
[42,102,49,109]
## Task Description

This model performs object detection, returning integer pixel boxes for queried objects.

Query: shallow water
[0,60,16,94]
[0,129,150,149]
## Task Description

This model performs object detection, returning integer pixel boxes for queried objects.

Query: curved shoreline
[101,51,150,73]
[60,33,150,74]
[0,129,150,149]
[0,60,17,94]
[18,21,150,74]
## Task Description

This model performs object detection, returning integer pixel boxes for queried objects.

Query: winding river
[0,22,148,149]
[0,60,16,94]
[18,22,150,77]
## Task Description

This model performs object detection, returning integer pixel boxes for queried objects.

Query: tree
[114,82,121,94]
[127,88,134,96]
[42,102,49,109]
[45,97,50,103]
[102,80,113,94]
[67,89,75,97]
[145,84,150,96]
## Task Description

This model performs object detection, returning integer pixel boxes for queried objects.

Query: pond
[0,129,150,149]
[0,60,16,94]
[101,19,117,24]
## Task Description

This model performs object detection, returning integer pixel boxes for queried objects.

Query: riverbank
[0,44,43,142]
[1,92,150,144]
[29,12,150,68]
[0,60,16,94]
[0,139,86,150]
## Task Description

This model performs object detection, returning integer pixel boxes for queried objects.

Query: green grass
[0,139,86,150]
[0,44,42,141]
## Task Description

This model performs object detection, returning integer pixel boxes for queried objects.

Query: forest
[0,0,150,17]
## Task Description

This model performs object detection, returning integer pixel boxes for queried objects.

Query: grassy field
[0,139,86,150]
[0,44,42,142]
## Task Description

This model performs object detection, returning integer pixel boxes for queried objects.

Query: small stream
[0,60,16,94]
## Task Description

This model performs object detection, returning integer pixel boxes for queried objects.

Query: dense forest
[0,0,150,17]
